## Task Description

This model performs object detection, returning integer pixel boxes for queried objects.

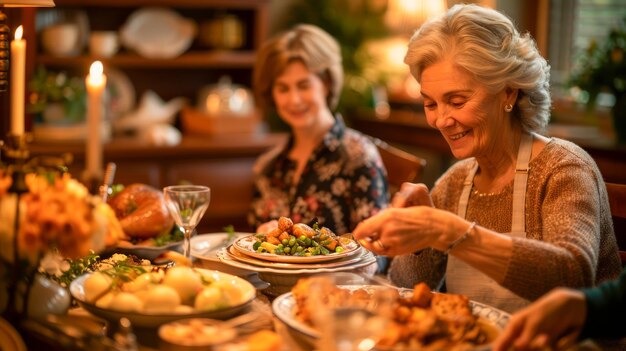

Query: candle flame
[15,26,23,40]
[87,61,105,87]
[90,61,104,77]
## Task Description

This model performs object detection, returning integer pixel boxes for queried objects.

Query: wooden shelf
[36,51,257,69]
[53,0,270,9]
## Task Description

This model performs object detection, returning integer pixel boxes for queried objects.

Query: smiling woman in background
[248,24,388,235]
[353,4,622,313]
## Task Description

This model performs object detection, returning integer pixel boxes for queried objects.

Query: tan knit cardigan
[389,138,622,304]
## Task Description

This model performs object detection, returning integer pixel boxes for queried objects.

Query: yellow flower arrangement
[0,171,122,262]
[0,170,123,320]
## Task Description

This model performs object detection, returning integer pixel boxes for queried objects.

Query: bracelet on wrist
[444,221,476,254]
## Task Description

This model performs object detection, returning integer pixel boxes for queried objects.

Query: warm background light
[385,0,447,34]
[0,0,54,6]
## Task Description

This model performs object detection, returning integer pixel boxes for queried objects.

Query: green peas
[298,235,307,241]
[288,237,296,246]
[282,238,289,245]
[335,246,344,253]
[277,244,284,250]
[284,246,291,254]
[296,246,304,252]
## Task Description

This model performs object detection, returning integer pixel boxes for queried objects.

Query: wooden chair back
[606,182,626,266]
[372,137,427,196]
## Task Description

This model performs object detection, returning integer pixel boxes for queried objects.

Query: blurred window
[549,0,626,88]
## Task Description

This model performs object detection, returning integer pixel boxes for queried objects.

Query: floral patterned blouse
[248,116,389,234]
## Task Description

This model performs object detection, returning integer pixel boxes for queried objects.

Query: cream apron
[445,132,534,313]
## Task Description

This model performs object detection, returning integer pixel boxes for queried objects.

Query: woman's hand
[492,288,587,351]
[353,206,465,256]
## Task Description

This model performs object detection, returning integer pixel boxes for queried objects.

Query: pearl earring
[504,104,513,112]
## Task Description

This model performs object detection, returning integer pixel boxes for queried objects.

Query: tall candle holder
[0,132,31,323]
[0,132,72,324]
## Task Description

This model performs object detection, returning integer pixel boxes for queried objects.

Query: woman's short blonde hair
[253,24,343,116]
[405,4,551,133]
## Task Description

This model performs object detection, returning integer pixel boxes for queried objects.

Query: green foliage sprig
[28,65,87,123]
[46,251,100,288]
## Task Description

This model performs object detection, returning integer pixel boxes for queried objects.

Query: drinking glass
[307,272,395,351]
[163,185,211,260]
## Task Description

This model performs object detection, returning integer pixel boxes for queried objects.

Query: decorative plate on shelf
[107,68,136,119]
[232,235,360,263]
[120,7,196,59]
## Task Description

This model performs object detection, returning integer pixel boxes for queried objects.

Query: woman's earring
[504,104,513,112]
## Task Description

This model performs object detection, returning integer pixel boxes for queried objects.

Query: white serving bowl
[69,269,256,329]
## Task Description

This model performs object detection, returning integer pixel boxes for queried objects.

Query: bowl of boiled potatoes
[69,266,256,328]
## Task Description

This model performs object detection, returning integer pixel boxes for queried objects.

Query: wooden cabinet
[29,0,269,104]
[0,0,275,234]
[29,133,288,233]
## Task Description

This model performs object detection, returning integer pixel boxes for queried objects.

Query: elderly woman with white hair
[353,4,621,313]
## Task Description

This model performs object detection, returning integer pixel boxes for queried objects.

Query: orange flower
[0,173,121,259]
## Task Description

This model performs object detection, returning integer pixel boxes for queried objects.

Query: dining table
[12,257,342,351]
[5,248,609,351]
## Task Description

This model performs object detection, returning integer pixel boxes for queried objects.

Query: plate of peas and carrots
[233,217,360,263]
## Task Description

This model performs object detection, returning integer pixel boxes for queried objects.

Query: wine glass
[163,185,211,260]
[307,272,395,351]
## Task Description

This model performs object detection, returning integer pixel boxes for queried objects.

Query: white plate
[272,287,510,344]
[191,232,252,261]
[104,240,182,261]
[69,268,256,329]
[190,232,259,278]
[217,248,376,275]
[0,317,26,351]
[233,235,360,263]
[226,245,368,270]
[120,7,196,59]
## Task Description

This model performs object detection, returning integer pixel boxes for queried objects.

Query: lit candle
[10,25,25,135]
[85,61,107,181]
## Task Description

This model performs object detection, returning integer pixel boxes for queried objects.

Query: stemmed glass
[163,185,211,260]
[307,272,395,351]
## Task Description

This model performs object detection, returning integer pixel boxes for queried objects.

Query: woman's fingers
[353,211,384,238]
[493,310,531,351]
[392,183,433,208]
